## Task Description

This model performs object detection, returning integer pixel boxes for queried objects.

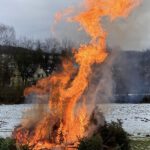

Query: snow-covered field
[0,104,150,138]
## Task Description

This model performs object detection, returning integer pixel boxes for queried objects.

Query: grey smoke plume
[85,49,147,104]
[21,104,48,129]
[85,50,118,104]
[113,50,145,103]
[55,0,150,50]
[93,51,117,103]
[104,0,150,50]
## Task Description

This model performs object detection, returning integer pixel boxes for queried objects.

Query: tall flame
[13,0,141,149]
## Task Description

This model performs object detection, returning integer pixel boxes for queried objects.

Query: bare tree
[0,24,16,46]
[61,38,74,50]
[34,40,43,50]
[43,38,60,52]
[17,37,35,49]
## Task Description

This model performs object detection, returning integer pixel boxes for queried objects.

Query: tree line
[0,23,75,104]
[0,23,75,53]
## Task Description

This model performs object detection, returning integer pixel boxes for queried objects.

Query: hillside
[0,45,62,104]
[1,46,150,104]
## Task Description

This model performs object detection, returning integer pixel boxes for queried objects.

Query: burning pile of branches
[12,0,141,149]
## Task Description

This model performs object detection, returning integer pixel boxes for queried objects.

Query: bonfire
[13,0,141,149]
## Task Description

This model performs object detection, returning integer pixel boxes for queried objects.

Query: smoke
[85,48,147,104]
[21,104,48,129]
[54,0,150,51]
[52,12,90,47]
[113,50,145,103]
[86,106,105,137]
[84,50,118,104]
[21,86,50,129]
[104,0,150,50]
[93,51,118,104]
[13,1,144,149]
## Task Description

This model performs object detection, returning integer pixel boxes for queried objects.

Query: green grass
[0,137,29,150]
[130,138,150,150]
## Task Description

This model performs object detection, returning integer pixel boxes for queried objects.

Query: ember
[13,0,141,149]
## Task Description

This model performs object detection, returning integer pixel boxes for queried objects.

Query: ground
[0,104,150,149]
[131,138,150,150]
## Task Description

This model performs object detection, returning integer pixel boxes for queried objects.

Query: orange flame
[13,0,141,149]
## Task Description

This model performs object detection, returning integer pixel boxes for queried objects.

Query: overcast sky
[0,0,150,50]
[0,0,77,38]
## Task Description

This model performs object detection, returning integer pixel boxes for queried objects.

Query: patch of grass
[0,137,29,150]
[0,137,16,150]
[130,138,150,150]
[99,121,130,150]
[78,120,130,150]
[78,135,103,150]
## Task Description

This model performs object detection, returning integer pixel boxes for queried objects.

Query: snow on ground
[0,104,32,138]
[0,104,150,138]
[99,104,150,137]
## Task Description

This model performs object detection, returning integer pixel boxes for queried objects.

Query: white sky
[0,0,77,38]
[0,0,150,50]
